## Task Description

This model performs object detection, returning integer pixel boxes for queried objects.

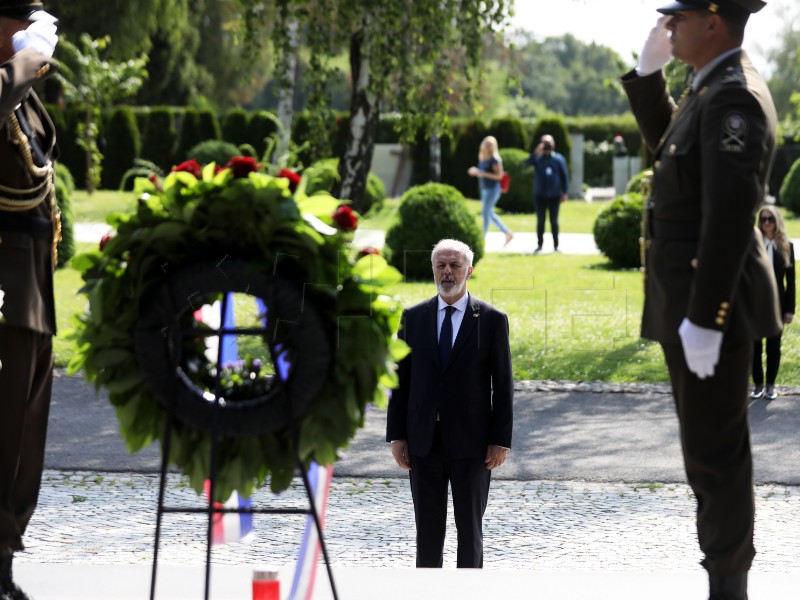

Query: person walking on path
[0,1,60,598]
[751,204,794,401]
[386,238,513,569]
[468,136,514,246]
[621,1,781,598]
[524,134,569,252]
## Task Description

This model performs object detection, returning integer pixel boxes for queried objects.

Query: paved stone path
[19,471,800,573]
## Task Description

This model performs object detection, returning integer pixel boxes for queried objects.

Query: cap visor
[656,1,703,14]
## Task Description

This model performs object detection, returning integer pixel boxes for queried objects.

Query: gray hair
[431,239,474,267]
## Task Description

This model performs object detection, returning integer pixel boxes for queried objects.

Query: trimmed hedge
[779,158,800,214]
[592,193,644,268]
[186,140,241,167]
[222,108,250,148]
[529,115,571,166]
[55,162,76,269]
[247,110,280,160]
[303,158,386,214]
[448,118,490,199]
[497,148,535,213]
[142,106,177,172]
[490,117,528,151]
[102,106,141,190]
[385,183,484,280]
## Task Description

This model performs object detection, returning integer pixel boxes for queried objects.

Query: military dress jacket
[386,294,513,460]
[0,49,58,335]
[622,50,781,345]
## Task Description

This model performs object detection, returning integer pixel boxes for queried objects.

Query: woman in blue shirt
[468,136,514,246]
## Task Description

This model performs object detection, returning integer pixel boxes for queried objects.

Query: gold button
[720,302,730,309]
[654,160,661,169]
[718,309,727,317]
[715,317,725,326]
[690,258,698,268]
[669,144,677,155]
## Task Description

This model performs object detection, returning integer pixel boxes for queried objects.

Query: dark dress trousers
[0,48,59,553]
[622,50,780,576]
[386,294,513,568]
[753,242,795,385]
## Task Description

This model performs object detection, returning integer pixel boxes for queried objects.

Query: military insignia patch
[720,112,747,153]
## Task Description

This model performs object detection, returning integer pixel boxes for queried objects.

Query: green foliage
[197,109,221,142]
[141,106,177,173]
[530,115,571,162]
[592,193,644,268]
[385,183,484,280]
[490,117,528,150]
[584,140,614,187]
[498,148,535,213]
[247,111,280,160]
[176,109,204,161]
[102,106,141,190]
[186,140,241,167]
[780,158,800,214]
[304,159,386,213]
[447,119,490,198]
[54,162,76,268]
[222,108,250,146]
[410,129,455,186]
[119,159,164,191]
[626,170,649,195]
[565,114,642,156]
[54,33,147,193]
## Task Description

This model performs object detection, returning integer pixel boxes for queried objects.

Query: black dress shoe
[0,554,32,600]
[709,572,748,600]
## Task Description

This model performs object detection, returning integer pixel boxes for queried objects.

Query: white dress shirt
[437,292,469,347]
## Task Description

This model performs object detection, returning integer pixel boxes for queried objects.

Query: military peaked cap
[657,0,766,25]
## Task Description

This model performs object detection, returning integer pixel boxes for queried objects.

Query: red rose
[332,205,358,231]
[225,156,261,178]
[277,168,301,193]
[358,246,381,258]
[172,159,202,178]
[99,233,114,251]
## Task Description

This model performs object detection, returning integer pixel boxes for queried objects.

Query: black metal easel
[145,290,339,600]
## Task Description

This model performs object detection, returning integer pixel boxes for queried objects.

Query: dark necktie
[439,306,454,368]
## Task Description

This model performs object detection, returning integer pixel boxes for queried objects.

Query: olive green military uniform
[622,50,780,575]
[0,47,59,554]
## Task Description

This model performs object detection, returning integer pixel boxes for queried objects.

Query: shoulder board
[720,66,745,87]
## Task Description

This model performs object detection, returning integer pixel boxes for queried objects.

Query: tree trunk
[85,106,95,194]
[276,17,298,160]
[337,21,379,212]
[429,131,441,182]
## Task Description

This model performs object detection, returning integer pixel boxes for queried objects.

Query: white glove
[636,15,672,76]
[12,19,58,58]
[678,318,723,380]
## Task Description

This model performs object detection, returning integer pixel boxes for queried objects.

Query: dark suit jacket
[771,242,795,316]
[622,50,781,344]
[0,49,59,335]
[386,294,513,460]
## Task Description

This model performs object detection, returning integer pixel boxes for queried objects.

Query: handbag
[500,172,511,194]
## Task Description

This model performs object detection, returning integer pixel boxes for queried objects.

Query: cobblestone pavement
[19,471,800,573]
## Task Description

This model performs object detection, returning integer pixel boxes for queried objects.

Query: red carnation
[99,233,114,251]
[332,205,358,232]
[358,246,381,258]
[225,156,261,178]
[172,159,202,178]
[277,168,301,193]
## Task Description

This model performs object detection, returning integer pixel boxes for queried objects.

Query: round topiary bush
[780,158,800,214]
[303,158,386,214]
[626,169,650,194]
[186,139,241,167]
[592,193,643,268]
[497,148,535,213]
[385,183,484,280]
[55,162,76,269]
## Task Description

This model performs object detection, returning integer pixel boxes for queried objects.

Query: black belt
[650,218,700,241]
[0,213,52,240]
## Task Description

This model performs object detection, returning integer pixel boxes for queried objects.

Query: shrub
[47,104,86,189]
[247,110,279,160]
[490,117,528,151]
[497,148,535,213]
[186,140,241,167]
[385,183,484,280]
[592,193,644,268]
[142,106,177,172]
[448,118,490,198]
[780,158,800,214]
[102,106,141,190]
[54,162,76,268]
[221,108,249,147]
[303,158,386,214]
[197,109,221,142]
[529,116,571,166]
[176,109,204,162]
[584,139,614,187]
[626,169,650,195]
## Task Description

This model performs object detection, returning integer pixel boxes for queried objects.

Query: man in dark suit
[0,2,59,598]
[386,239,513,569]
[621,1,781,598]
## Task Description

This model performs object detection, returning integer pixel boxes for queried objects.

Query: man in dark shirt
[524,134,569,252]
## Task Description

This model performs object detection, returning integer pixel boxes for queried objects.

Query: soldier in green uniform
[622,1,780,598]
[0,1,59,598]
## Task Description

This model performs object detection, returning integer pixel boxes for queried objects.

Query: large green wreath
[68,160,407,500]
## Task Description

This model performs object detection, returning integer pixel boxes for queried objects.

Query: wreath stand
[133,261,340,600]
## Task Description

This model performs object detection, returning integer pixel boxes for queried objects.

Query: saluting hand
[485,445,508,470]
